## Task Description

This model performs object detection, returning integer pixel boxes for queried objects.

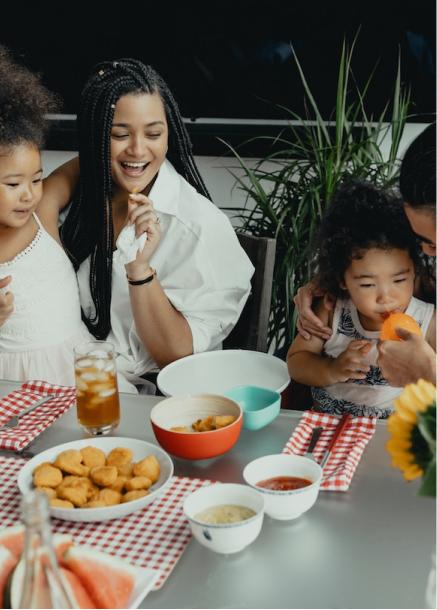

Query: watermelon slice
[0,525,72,567]
[0,525,25,558]
[0,546,19,610]
[61,567,97,609]
[63,546,139,610]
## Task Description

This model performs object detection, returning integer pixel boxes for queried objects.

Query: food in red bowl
[150,393,243,460]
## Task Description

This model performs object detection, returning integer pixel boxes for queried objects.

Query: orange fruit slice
[380,312,423,341]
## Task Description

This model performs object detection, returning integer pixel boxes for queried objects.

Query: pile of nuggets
[32,446,161,509]
[171,414,237,433]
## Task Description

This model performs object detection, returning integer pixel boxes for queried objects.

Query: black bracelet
[126,268,157,286]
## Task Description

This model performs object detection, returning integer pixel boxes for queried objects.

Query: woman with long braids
[39,58,254,389]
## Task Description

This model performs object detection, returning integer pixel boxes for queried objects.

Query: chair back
[223,232,276,352]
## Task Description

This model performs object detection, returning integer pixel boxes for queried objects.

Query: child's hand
[329,339,372,383]
[0,276,14,326]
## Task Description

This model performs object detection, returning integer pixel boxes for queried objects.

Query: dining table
[0,378,435,610]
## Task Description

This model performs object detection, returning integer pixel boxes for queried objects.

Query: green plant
[221,36,411,358]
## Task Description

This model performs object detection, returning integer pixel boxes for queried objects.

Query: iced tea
[74,341,120,435]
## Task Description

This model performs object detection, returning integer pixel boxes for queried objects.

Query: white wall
[41,122,428,228]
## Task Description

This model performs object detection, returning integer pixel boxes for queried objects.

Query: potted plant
[221,36,411,358]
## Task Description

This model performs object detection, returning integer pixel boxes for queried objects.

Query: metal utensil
[0,394,55,430]
[320,413,351,469]
[304,426,323,459]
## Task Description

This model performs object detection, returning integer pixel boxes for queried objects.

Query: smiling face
[110,92,168,197]
[340,247,416,331]
[404,203,436,257]
[0,143,43,232]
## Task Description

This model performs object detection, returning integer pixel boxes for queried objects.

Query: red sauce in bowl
[256,476,312,491]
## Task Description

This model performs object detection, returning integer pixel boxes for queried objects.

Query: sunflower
[386,379,436,497]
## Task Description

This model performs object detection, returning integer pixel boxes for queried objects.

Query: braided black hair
[0,45,60,151]
[60,58,212,340]
[313,179,419,299]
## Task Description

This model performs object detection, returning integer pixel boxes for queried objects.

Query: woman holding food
[34,58,254,390]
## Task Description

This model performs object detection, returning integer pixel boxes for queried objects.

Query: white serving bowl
[242,454,323,520]
[183,483,265,554]
[18,437,174,522]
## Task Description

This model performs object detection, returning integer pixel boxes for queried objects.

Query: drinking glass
[73,341,120,435]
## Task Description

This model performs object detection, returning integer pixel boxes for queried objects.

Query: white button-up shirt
[77,160,255,377]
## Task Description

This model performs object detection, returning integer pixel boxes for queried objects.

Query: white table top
[0,379,435,609]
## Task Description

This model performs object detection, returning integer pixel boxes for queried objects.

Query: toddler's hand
[329,339,371,383]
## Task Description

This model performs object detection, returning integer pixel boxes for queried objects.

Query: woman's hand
[124,193,162,279]
[293,281,334,340]
[0,276,14,326]
[377,330,436,387]
[329,339,372,383]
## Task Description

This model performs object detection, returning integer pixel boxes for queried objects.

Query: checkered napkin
[283,411,377,491]
[0,455,216,590]
[0,380,76,451]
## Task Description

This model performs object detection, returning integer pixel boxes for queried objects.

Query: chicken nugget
[50,498,75,509]
[56,486,88,508]
[109,476,128,493]
[33,465,63,488]
[82,500,107,509]
[54,449,90,477]
[38,487,57,500]
[117,463,135,478]
[33,461,54,474]
[90,466,118,487]
[133,455,160,483]
[125,476,152,491]
[170,426,189,433]
[192,415,215,432]
[58,476,99,500]
[56,475,81,490]
[80,446,107,468]
[106,447,134,467]
[98,488,122,506]
[213,415,237,429]
[121,489,150,503]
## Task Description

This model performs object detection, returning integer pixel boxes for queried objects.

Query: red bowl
[150,393,243,460]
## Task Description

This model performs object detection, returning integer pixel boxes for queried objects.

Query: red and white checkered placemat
[0,455,216,590]
[283,411,377,491]
[0,380,76,451]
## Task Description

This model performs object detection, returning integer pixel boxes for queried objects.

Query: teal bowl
[223,385,281,431]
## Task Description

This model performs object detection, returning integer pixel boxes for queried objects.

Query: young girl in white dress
[0,45,135,391]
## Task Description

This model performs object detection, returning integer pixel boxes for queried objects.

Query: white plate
[128,566,161,608]
[18,437,174,522]
[157,349,290,397]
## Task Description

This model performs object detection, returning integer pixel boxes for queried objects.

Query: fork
[0,394,55,429]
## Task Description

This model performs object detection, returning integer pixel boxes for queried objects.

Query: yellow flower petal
[387,416,412,438]
[402,463,424,481]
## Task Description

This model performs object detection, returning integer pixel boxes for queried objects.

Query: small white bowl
[183,483,265,554]
[243,454,323,520]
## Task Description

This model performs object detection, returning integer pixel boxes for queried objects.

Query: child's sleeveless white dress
[0,214,126,388]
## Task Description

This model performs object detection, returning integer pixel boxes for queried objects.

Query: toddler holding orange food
[287,179,435,418]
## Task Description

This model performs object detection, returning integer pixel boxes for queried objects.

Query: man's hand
[377,329,436,387]
[293,281,334,340]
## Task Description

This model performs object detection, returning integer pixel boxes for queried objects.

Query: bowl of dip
[183,483,265,554]
[242,454,323,520]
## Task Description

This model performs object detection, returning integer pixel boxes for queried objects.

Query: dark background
[1,1,435,154]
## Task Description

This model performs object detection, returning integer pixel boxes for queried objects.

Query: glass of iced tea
[73,341,120,435]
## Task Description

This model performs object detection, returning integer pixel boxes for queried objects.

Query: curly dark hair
[313,179,419,299]
[0,45,61,150]
[60,58,212,340]
[400,122,436,217]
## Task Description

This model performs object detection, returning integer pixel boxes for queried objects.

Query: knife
[320,413,351,469]
[304,426,323,459]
